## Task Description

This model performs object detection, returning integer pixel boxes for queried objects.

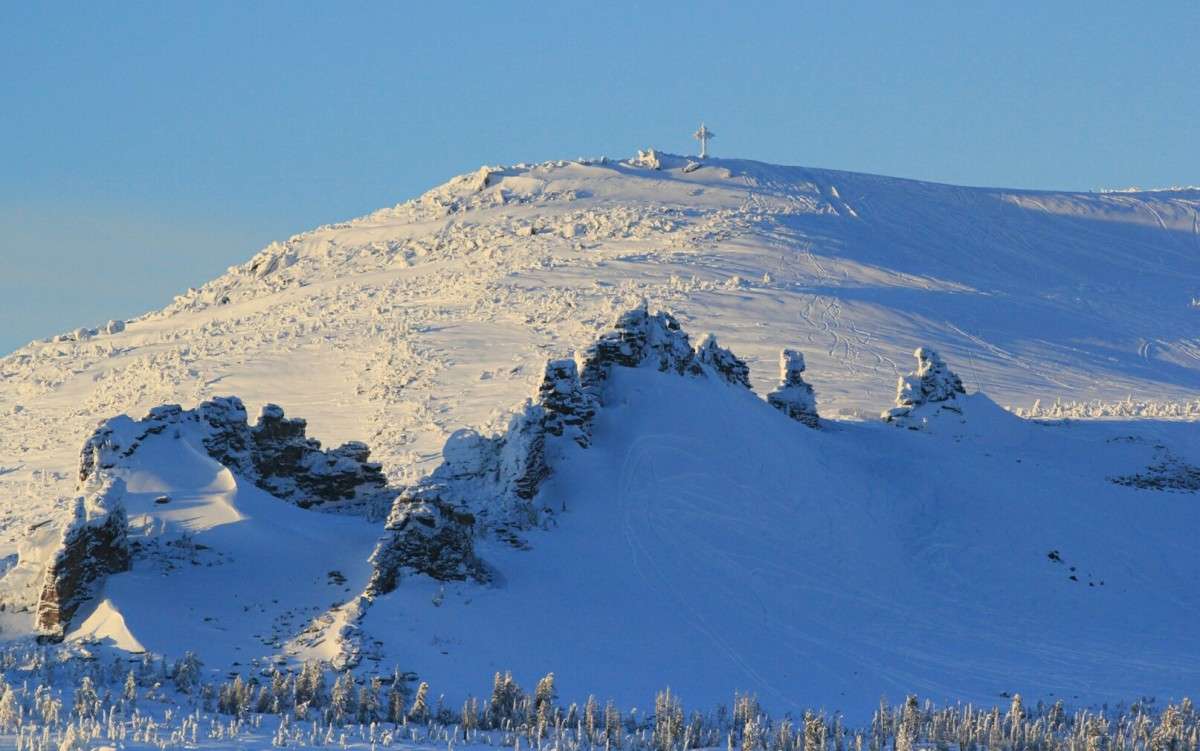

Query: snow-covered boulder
[694,334,752,389]
[767,349,819,428]
[104,319,125,335]
[35,478,131,640]
[538,359,597,447]
[883,347,967,429]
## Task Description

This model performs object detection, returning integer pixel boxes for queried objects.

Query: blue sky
[2,2,1196,355]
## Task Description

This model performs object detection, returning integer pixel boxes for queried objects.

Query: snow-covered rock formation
[33,397,394,638]
[537,359,596,448]
[580,304,703,396]
[694,334,752,389]
[3,152,1200,714]
[766,349,819,428]
[365,306,758,599]
[883,348,967,429]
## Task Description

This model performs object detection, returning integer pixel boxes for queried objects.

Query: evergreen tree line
[0,643,1193,751]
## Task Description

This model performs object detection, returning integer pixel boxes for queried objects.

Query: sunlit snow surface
[1,154,1199,714]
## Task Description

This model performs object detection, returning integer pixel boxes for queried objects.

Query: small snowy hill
[0,151,1199,715]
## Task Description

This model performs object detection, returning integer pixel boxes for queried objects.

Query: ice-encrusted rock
[538,359,597,447]
[767,349,819,428]
[884,347,967,429]
[104,319,125,335]
[35,478,131,640]
[580,304,700,397]
[694,334,752,389]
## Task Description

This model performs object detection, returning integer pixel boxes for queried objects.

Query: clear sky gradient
[2,2,1196,354]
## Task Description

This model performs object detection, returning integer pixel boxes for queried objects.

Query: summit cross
[693,123,715,159]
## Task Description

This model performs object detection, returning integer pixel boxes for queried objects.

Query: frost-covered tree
[173,651,202,695]
[767,349,819,428]
[296,660,327,709]
[584,694,599,742]
[74,675,100,719]
[408,681,430,723]
[331,670,358,724]
[605,699,624,749]
[804,712,827,751]
[387,667,409,724]
[896,696,920,751]
[654,688,684,751]
[0,685,18,731]
[535,672,558,715]
[122,669,137,705]
[884,348,966,428]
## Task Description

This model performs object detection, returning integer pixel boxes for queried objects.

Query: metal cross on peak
[693,123,715,159]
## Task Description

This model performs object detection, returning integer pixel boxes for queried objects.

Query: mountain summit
[0,152,1199,713]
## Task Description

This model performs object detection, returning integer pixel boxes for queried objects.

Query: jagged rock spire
[767,349,819,428]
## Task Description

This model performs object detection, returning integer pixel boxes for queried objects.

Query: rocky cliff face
[883,348,967,429]
[35,478,131,640]
[367,488,489,595]
[767,349,820,428]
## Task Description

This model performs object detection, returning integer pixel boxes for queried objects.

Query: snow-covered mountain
[1,151,1199,717]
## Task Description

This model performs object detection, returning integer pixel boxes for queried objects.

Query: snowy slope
[2,153,1198,544]
[358,364,1200,716]
[23,341,1200,719]
[1,151,1199,715]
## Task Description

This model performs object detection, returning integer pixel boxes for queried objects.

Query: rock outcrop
[196,397,389,510]
[538,359,597,447]
[35,478,131,640]
[694,334,752,389]
[580,304,702,397]
[367,489,488,595]
[883,348,967,429]
[249,404,388,509]
[366,402,552,593]
[38,396,393,639]
[81,397,389,511]
[767,349,819,428]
